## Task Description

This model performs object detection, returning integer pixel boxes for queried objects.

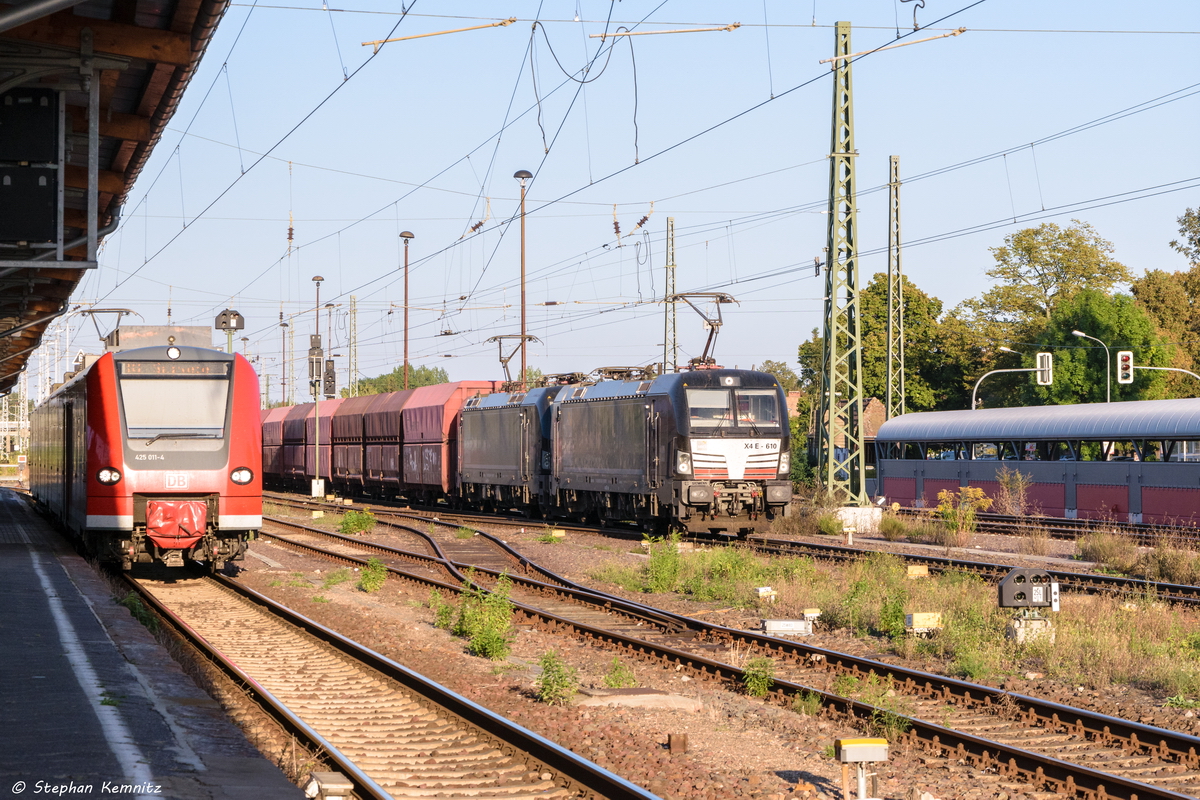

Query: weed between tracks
[589,539,1200,699]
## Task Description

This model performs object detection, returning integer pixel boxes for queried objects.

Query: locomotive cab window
[686,388,780,430]
[118,361,231,440]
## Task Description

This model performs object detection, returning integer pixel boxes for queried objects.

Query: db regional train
[31,337,262,570]
[875,398,1200,526]
[264,368,793,531]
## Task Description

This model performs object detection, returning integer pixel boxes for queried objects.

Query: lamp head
[400,231,414,241]
[999,346,1016,354]
[1071,330,1085,338]
[513,169,532,181]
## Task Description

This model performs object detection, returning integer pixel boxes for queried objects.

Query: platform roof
[0,0,230,395]
[876,398,1200,443]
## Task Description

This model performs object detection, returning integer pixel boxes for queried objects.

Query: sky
[35,0,1200,403]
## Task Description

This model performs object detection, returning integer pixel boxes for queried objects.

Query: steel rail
[746,535,1200,604]
[257,517,1200,799]
[122,575,395,800]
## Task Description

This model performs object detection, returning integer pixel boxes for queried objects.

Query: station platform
[0,489,302,799]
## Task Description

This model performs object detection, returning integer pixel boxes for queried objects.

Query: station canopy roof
[0,0,230,395]
[876,398,1200,443]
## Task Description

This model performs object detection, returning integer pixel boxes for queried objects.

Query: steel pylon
[817,21,868,506]
[663,217,678,374]
[886,155,905,420]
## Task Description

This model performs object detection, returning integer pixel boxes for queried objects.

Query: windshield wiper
[142,432,215,446]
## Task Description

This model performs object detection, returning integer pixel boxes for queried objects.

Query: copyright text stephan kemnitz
[10,780,164,795]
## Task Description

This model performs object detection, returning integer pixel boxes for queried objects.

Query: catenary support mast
[886,154,905,420]
[664,217,678,373]
[817,21,868,505]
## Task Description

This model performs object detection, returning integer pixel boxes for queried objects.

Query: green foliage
[742,656,775,698]
[936,486,992,534]
[428,588,455,629]
[832,673,860,696]
[535,650,579,705]
[339,509,376,536]
[817,514,842,536]
[979,220,1132,325]
[757,359,799,393]
[321,569,351,589]
[791,691,822,716]
[878,516,907,542]
[1077,531,1140,574]
[1164,694,1200,709]
[643,533,682,593]
[453,572,515,660]
[588,563,642,592]
[603,657,637,689]
[879,593,908,639]
[348,364,448,397]
[535,528,561,543]
[312,595,331,603]
[454,526,475,540]
[1027,289,1171,405]
[357,558,388,593]
[1170,207,1200,266]
[117,592,158,632]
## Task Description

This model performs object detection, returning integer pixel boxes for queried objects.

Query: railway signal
[1036,352,1053,386]
[1117,350,1134,384]
[308,334,324,398]
[322,358,336,398]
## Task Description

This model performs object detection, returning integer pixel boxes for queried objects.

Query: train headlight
[166,346,182,360]
[676,451,692,475]
[231,467,254,485]
[96,467,122,485]
[778,452,791,474]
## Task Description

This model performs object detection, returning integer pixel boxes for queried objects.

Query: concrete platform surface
[0,489,303,799]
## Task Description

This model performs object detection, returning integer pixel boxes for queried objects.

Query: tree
[1026,289,1170,406]
[1170,207,1200,267]
[350,364,449,396]
[973,220,1132,330]
[757,360,799,393]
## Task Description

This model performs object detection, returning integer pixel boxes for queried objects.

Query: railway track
[265,491,1200,605]
[898,508,1200,548]
[256,512,1200,800]
[126,569,654,800]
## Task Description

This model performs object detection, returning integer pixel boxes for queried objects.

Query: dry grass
[1138,541,1200,585]
[1018,525,1053,556]
[1077,529,1140,574]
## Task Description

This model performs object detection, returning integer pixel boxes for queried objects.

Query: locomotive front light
[166,346,182,360]
[96,467,122,485]
[231,467,254,485]
[676,451,692,475]
[778,452,791,474]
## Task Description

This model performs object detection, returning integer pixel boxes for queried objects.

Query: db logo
[165,473,189,489]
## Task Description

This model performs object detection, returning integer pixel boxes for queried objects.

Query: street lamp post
[971,347,1033,410]
[400,231,414,389]
[1072,330,1111,403]
[514,170,532,389]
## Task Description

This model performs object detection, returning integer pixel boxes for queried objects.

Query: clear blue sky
[53,0,1200,400]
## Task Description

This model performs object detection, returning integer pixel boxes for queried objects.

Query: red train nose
[146,500,206,550]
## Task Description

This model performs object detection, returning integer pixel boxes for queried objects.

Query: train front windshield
[118,361,230,439]
[686,388,780,430]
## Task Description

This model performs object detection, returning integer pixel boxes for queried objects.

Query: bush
[817,514,843,536]
[536,650,578,705]
[603,657,637,689]
[1138,543,1200,585]
[644,533,682,593]
[791,690,822,716]
[339,509,376,536]
[1077,530,1140,574]
[994,465,1033,516]
[936,486,992,535]
[879,516,907,542]
[428,588,455,629]
[453,572,515,660]
[455,526,475,540]
[742,656,776,698]
[357,558,388,593]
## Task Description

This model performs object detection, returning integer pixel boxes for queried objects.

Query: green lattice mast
[886,154,905,420]
[817,21,868,505]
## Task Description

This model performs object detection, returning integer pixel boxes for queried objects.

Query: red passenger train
[31,342,262,570]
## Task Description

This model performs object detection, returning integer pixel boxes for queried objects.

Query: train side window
[972,442,999,460]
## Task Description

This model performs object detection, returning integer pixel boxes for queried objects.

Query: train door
[646,400,660,489]
[62,401,74,529]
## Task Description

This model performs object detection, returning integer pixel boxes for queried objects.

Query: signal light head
[96,467,121,485]
[230,467,254,485]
